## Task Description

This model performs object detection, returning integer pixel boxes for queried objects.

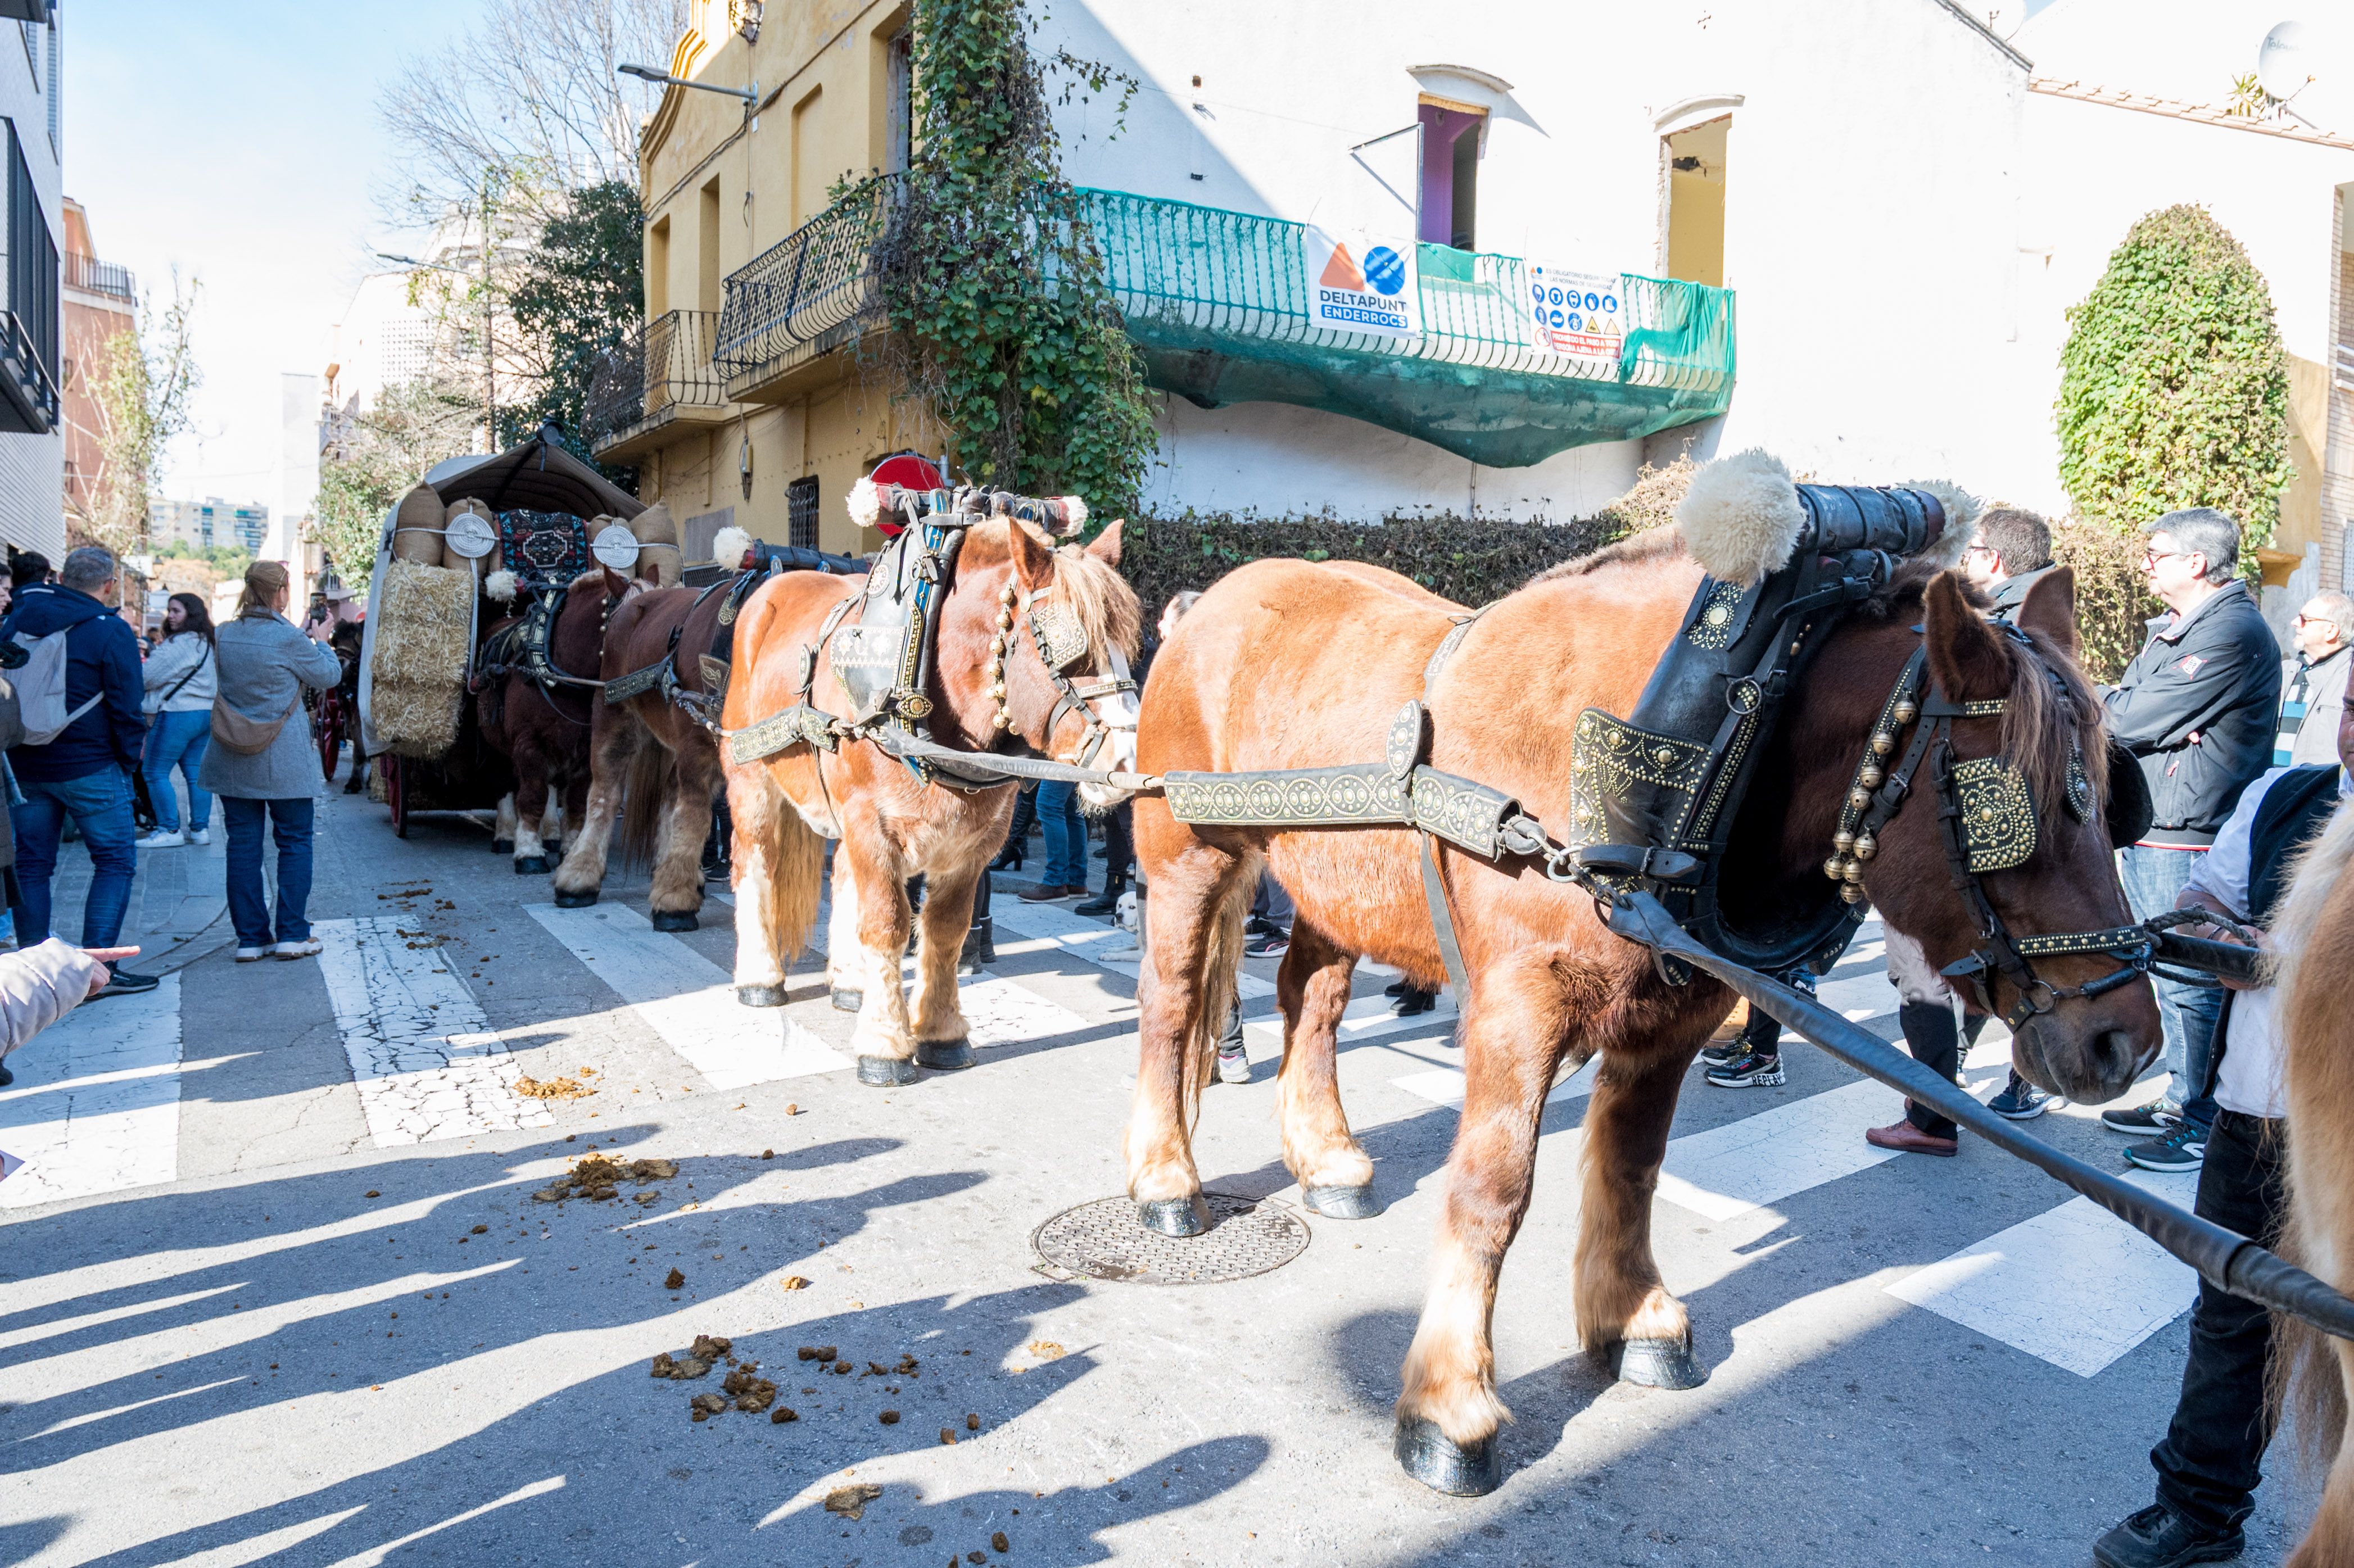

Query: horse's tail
[759,788,827,971]
[1179,864,1257,1131]
[614,737,670,872]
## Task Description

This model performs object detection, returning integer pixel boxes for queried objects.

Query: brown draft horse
[718,517,1139,1082]
[549,570,725,929]
[1125,454,2160,1493]
[2271,711,2354,1568]
[474,576,605,874]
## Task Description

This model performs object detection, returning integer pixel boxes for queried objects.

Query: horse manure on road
[797,1344,838,1362]
[689,1393,727,1421]
[781,1274,811,1290]
[825,1484,884,1520]
[664,1268,686,1289]
[533,1154,679,1204]
[514,1075,594,1100]
[723,1367,777,1412]
[771,1405,798,1424]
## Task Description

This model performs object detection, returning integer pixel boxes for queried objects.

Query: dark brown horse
[1125,452,2160,1494]
[549,570,723,928]
[474,574,606,873]
[719,516,1139,1081]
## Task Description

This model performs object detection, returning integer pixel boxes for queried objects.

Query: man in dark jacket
[1,546,155,995]
[2099,507,2279,1173]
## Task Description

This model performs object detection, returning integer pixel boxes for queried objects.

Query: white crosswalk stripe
[315,918,552,1146]
[526,903,847,1088]
[0,975,183,1208]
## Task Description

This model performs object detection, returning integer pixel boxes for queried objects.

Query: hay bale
[631,502,681,587]
[441,498,500,574]
[370,558,474,758]
[392,485,445,564]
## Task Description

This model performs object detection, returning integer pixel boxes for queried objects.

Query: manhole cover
[1031,1193,1310,1285]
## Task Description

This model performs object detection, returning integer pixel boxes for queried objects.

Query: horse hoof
[855,1055,919,1087]
[514,856,551,876]
[1135,1195,1210,1237]
[736,984,787,1008]
[915,1038,974,1071]
[492,838,513,855]
[552,889,598,908]
[1605,1336,1709,1391]
[1301,1184,1383,1220]
[649,909,698,932]
[830,988,863,1013]
[1393,1415,1501,1497]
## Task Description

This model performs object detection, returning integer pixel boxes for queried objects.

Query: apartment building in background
[148,495,268,555]
[0,1,63,560]
[59,192,133,529]
[591,0,2353,610]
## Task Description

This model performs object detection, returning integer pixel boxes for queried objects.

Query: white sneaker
[235,946,268,962]
[273,937,323,960]
[135,830,185,849]
[187,829,211,846]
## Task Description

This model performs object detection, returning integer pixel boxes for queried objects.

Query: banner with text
[1302,226,1422,337]
[1525,264,1624,362]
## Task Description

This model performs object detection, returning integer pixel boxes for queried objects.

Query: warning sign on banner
[1525,264,1624,360]
[1302,226,1421,337]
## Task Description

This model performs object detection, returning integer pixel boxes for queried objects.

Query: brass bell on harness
[989,682,1007,702]
[1841,858,1865,885]
[989,634,1007,656]
[1859,763,1885,789]
[1848,786,1871,812]
[1841,884,1868,906]
[1832,831,1855,853]
[992,712,1012,730]
[1852,832,1877,862]
[1871,731,1895,757]
[995,610,1015,633]
[1893,699,1920,726]
[1825,855,1847,881]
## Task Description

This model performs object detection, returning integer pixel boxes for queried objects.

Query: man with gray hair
[2275,588,2352,767]
[2098,507,2280,1173]
[0,545,156,996]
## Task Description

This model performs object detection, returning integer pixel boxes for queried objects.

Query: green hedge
[1119,512,1627,621]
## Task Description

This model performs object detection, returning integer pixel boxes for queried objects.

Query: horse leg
[826,845,862,1010]
[538,790,564,859]
[494,792,517,856]
[1274,921,1379,1218]
[646,745,712,931]
[840,828,917,1086]
[1574,1036,1708,1392]
[907,859,981,1072]
[552,720,631,908]
[1395,967,1572,1496]
[1125,840,1255,1236]
[511,754,554,875]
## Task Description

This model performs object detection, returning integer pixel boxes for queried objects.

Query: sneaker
[273,938,324,960]
[91,969,160,999]
[234,946,269,963]
[1704,1047,1785,1088]
[1216,1046,1252,1085]
[187,828,210,846]
[1700,1036,1749,1068]
[134,829,185,850]
[2125,1122,2207,1174]
[1988,1071,2052,1121]
[2092,1502,2244,1568]
[1243,930,1289,958]
[2103,1102,2181,1136]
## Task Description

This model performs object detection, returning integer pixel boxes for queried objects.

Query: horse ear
[1085,518,1124,569]
[1008,519,1056,593]
[1924,569,2012,703]
[2013,565,2078,661]
[600,566,631,599]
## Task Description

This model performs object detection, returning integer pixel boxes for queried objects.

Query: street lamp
[618,63,758,111]
[377,247,497,451]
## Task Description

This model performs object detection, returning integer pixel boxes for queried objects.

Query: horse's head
[1777,565,2160,1102]
[937,518,1143,808]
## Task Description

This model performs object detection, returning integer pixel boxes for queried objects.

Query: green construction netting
[1075,188,1736,468]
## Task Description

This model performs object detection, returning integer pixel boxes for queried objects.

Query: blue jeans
[2120,844,2222,1130]
[9,768,137,946]
[1036,781,1088,887]
[224,797,315,946]
[141,710,214,833]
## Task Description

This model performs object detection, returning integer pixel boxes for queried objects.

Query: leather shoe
[1864,1119,1957,1157]
[2092,1503,2244,1568]
[1017,882,1085,902]
[1075,885,1125,917]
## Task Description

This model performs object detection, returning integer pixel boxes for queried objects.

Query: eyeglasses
[2140,548,2192,568]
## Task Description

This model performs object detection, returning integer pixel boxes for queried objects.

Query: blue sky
[66,1,482,504]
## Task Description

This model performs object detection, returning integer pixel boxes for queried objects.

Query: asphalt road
[0,774,2320,1566]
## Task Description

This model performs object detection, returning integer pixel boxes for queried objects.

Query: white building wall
[0,10,62,559]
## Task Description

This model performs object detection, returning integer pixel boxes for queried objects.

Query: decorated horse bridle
[1826,637,2151,1030]
[981,576,1138,772]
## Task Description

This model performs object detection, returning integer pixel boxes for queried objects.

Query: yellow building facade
[591,0,938,559]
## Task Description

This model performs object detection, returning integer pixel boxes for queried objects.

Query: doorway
[1664,117,1727,287]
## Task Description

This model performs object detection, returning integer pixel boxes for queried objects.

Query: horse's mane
[1045,530,1142,661]
[1526,523,1685,584]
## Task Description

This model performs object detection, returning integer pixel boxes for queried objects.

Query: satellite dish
[591,524,641,571]
[2257,20,2315,103]
[443,511,498,560]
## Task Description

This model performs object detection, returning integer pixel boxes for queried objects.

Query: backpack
[11,622,103,745]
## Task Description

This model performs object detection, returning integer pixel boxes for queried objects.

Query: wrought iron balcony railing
[583,309,730,455]
[0,306,58,434]
[62,252,135,304]
[712,176,899,398]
